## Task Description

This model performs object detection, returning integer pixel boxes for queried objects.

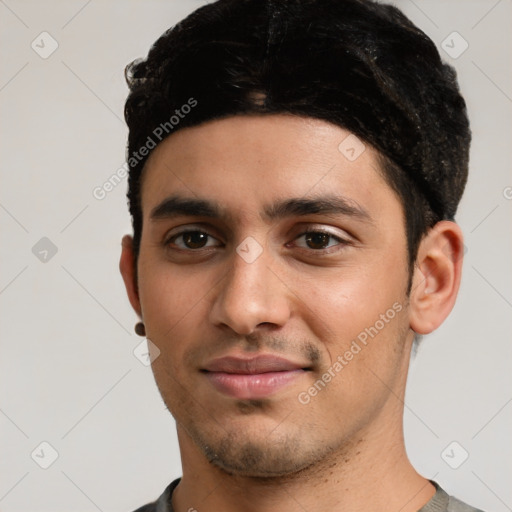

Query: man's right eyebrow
[150,196,222,220]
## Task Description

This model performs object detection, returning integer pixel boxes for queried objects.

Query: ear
[409,221,464,335]
[119,235,142,318]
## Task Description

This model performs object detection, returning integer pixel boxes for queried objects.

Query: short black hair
[124,0,471,278]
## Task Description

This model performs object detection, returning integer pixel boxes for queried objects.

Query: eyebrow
[150,194,372,223]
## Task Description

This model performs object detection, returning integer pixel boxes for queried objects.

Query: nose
[208,246,291,335]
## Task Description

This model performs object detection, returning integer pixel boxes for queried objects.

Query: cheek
[292,263,411,402]
[299,305,410,430]
[138,256,213,322]
[291,263,408,346]
[138,268,214,399]
[136,263,216,367]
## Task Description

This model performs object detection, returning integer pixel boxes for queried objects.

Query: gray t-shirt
[419,482,485,512]
[132,479,485,512]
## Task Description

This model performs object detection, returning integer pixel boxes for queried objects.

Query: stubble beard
[177,401,343,479]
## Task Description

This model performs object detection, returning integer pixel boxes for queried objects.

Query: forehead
[140,114,400,222]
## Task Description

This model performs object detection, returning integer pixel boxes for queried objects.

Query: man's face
[132,114,415,477]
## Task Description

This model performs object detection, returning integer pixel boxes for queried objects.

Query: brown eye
[304,232,332,250]
[294,230,345,251]
[169,231,220,250]
[182,232,208,249]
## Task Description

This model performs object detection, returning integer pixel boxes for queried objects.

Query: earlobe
[409,221,464,335]
[119,235,142,318]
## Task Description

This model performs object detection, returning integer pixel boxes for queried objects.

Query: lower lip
[204,370,305,399]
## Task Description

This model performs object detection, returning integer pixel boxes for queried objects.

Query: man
[119,0,482,510]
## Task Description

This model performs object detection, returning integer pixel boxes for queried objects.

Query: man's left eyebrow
[262,196,373,223]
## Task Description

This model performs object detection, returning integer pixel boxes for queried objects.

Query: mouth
[201,354,311,400]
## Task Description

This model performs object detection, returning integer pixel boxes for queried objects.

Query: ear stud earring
[135,322,146,336]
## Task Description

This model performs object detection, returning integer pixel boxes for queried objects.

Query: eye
[167,230,221,250]
[293,230,346,250]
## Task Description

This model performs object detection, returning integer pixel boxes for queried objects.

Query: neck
[172,410,435,512]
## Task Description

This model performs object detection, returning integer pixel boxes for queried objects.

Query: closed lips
[202,355,310,400]
[202,355,309,374]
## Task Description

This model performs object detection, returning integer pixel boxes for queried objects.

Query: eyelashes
[291,230,348,251]
[165,227,351,254]
[167,230,221,250]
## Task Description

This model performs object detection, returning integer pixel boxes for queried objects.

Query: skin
[120,113,464,512]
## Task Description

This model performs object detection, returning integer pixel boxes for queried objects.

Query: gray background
[0,1,511,511]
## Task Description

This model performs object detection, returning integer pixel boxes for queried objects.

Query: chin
[205,444,315,478]
[191,425,326,478]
